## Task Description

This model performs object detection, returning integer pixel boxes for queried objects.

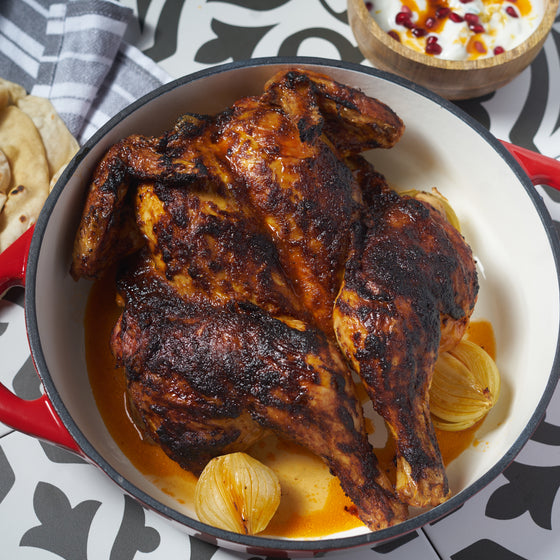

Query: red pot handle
[0,227,79,453]
[0,226,34,298]
[501,141,560,191]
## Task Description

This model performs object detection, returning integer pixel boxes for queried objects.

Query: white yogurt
[367,0,543,60]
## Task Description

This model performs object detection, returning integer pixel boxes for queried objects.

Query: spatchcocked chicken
[71,69,478,531]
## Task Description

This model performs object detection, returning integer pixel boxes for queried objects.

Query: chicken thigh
[112,252,407,529]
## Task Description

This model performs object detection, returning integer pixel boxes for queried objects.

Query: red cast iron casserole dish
[1,58,560,555]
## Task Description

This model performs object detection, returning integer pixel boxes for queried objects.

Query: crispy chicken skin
[334,184,478,508]
[112,254,407,529]
[72,68,478,529]
[133,179,309,321]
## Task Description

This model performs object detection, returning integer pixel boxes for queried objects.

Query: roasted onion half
[195,452,281,535]
[430,339,501,431]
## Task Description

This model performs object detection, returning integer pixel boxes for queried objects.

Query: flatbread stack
[0,78,79,253]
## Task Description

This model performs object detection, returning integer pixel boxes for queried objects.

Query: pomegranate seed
[425,40,443,55]
[469,22,485,33]
[464,13,480,24]
[506,5,519,17]
[460,0,474,3]
[365,1,374,10]
[401,5,412,16]
[425,16,436,28]
[395,12,407,24]
[427,35,438,44]
[413,26,427,37]
[474,40,486,53]
[388,30,401,42]
[493,45,505,54]
[436,7,450,18]
[449,12,464,22]
[395,11,412,26]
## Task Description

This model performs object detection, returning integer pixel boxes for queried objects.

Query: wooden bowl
[347,0,559,99]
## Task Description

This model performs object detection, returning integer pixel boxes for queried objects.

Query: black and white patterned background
[1,1,560,558]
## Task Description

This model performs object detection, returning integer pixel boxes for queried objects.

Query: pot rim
[24,56,560,552]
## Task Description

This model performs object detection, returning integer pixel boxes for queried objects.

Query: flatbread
[0,78,79,253]
[0,78,26,110]
[49,161,67,192]
[0,148,10,213]
[17,95,79,178]
[0,105,50,252]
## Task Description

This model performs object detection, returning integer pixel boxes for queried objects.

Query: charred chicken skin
[71,68,478,530]
[71,69,404,334]
[112,251,406,529]
[334,176,478,508]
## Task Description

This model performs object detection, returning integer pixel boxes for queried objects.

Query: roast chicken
[71,69,478,530]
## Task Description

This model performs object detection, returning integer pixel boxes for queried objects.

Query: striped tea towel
[0,0,171,144]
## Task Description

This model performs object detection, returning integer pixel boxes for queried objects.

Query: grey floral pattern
[20,482,102,560]
[0,446,15,505]
[110,496,161,559]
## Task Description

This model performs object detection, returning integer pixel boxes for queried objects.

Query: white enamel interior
[29,61,560,547]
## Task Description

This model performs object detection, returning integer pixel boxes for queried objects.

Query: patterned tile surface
[1,0,560,558]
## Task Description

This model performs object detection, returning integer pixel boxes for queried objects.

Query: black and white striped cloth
[0,0,171,144]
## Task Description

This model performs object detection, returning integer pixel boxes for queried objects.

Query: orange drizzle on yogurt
[368,0,540,59]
